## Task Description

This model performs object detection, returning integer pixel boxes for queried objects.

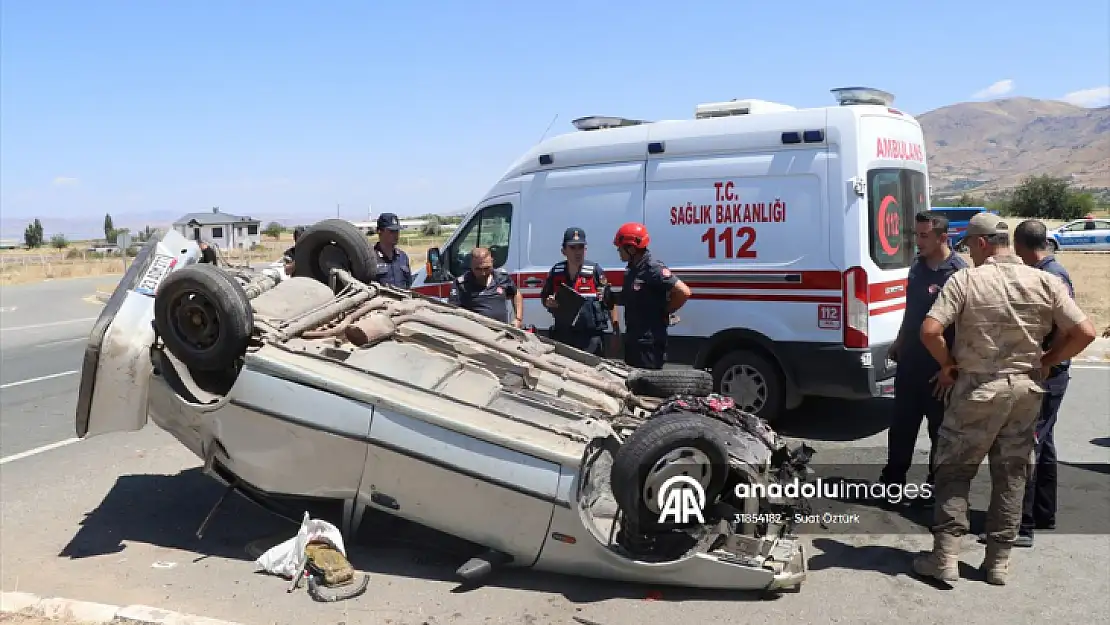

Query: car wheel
[955,237,969,253]
[610,411,730,533]
[154,264,253,371]
[293,218,378,285]
[625,368,713,398]
[1048,239,1059,252]
[711,348,785,422]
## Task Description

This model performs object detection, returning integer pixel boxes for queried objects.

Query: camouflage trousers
[931,372,1044,544]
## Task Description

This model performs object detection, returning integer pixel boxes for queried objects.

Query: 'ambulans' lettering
[668,181,789,260]
[875,137,924,163]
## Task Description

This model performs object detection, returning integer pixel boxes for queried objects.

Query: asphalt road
[0,276,1108,624]
[0,276,116,458]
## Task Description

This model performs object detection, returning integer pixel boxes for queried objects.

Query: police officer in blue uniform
[449,246,524,326]
[880,210,968,503]
[608,222,691,369]
[991,218,1074,547]
[373,213,413,289]
[539,227,614,356]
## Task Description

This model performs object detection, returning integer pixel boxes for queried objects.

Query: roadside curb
[1,591,244,625]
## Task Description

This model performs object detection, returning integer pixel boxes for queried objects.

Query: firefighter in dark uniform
[539,227,615,356]
[608,222,691,369]
[880,210,968,505]
[373,212,413,288]
[449,246,524,326]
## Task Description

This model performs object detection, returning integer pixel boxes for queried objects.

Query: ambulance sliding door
[516,161,646,330]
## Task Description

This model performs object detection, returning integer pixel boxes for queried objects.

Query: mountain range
[918,97,1110,198]
[3,97,1107,241]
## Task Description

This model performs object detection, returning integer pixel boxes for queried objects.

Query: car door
[1090,220,1110,251]
[414,196,518,299]
[1055,220,1091,251]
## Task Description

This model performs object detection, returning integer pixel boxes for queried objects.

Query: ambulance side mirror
[427,247,445,280]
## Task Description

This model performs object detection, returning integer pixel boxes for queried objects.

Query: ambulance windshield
[866,168,924,270]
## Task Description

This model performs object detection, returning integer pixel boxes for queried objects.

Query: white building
[172,208,262,250]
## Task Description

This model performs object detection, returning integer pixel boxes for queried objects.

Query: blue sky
[1,0,1108,237]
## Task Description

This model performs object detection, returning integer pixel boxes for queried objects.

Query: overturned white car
[77,219,813,593]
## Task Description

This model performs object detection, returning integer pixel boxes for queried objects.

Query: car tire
[1048,239,1059,252]
[293,218,378,285]
[625,368,713,398]
[711,348,785,422]
[154,264,253,372]
[610,411,730,533]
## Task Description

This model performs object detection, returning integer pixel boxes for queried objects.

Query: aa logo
[656,475,707,524]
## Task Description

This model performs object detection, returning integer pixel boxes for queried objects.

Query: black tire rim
[315,242,350,278]
[168,289,222,352]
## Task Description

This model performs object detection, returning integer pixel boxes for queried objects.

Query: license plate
[134,254,177,296]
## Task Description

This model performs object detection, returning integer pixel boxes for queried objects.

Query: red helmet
[613,222,650,249]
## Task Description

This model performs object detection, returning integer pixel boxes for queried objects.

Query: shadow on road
[774,397,893,442]
[1059,460,1110,476]
[1090,437,1110,449]
[807,537,984,587]
[58,468,293,562]
[56,468,775,604]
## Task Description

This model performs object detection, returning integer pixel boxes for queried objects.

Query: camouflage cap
[965,212,1008,237]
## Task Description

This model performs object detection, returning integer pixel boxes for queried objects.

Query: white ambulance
[413,87,926,422]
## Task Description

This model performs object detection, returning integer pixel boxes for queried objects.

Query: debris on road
[254,512,368,603]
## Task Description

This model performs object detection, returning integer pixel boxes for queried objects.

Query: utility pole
[336,203,340,218]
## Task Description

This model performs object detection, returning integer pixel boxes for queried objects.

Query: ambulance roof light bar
[831,87,896,106]
[571,116,648,131]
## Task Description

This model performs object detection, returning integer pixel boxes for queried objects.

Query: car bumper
[765,541,808,590]
[778,341,896,400]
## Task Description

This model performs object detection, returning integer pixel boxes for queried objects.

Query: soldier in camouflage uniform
[912,213,1096,587]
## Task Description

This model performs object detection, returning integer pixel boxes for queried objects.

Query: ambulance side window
[446,203,513,277]
[867,168,921,270]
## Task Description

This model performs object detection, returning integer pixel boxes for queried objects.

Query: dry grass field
[0,232,450,287]
[992,217,1110,332]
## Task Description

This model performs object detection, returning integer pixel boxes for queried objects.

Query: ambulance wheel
[625,368,713,398]
[154,264,253,372]
[293,219,377,285]
[711,349,785,422]
[610,411,729,533]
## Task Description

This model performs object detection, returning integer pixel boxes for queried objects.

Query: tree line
[935,175,1106,221]
[21,213,159,249]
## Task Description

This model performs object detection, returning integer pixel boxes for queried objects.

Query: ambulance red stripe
[415,270,905,307]
[869,278,908,303]
[508,268,845,290]
[871,302,906,315]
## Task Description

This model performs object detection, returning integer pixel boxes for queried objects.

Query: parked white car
[1048,217,1110,252]
[76,219,813,593]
